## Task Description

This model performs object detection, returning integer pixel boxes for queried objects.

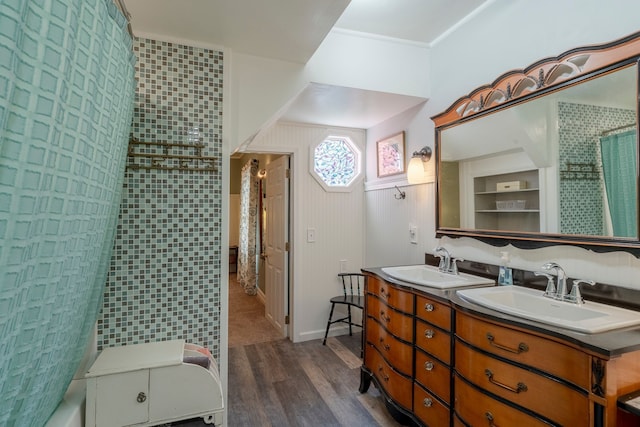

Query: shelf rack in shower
[126,138,217,172]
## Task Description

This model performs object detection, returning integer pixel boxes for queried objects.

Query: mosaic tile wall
[98,38,224,360]
[558,102,635,235]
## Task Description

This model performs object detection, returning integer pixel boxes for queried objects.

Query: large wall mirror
[433,31,640,254]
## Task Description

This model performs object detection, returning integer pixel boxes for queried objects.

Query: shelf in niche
[475,188,539,195]
[476,209,540,213]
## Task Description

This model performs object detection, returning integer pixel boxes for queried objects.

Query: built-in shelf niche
[474,169,540,232]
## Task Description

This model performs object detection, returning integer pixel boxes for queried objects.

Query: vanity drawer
[454,375,550,427]
[456,311,590,390]
[366,317,412,376]
[367,276,414,313]
[415,319,451,365]
[415,348,451,404]
[456,341,589,426]
[365,345,412,410]
[367,295,413,343]
[413,382,450,427]
[416,295,451,331]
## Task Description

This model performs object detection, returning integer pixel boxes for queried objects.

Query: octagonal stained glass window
[312,136,361,190]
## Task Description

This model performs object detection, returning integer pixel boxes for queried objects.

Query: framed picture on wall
[377,131,405,177]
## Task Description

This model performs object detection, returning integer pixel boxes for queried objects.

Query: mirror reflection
[439,64,638,239]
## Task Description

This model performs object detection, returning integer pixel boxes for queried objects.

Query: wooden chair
[322,273,365,347]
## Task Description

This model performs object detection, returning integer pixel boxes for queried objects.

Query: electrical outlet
[339,259,348,273]
[409,224,418,244]
[307,227,316,243]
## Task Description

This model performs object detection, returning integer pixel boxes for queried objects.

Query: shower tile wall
[558,102,634,235]
[98,38,223,359]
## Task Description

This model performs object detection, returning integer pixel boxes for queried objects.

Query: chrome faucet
[434,246,463,274]
[434,246,450,272]
[535,262,597,305]
[542,262,567,298]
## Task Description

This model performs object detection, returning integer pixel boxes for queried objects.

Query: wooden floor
[225,334,403,427]
[174,275,402,427]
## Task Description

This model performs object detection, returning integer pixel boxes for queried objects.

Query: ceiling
[123,0,489,131]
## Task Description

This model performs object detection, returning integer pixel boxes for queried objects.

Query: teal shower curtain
[600,130,638,238]
[0,0,135,424]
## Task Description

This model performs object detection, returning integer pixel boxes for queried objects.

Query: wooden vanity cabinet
[455,310,640,427]
[361,272,640,427]
[362,276,415,413]
[413,295,453,426]
[456,312,591,389]
[361,275,455,426]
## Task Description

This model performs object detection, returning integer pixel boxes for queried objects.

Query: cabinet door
[96,370,149,427]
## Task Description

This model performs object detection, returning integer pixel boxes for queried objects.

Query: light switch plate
[409,225,418,244]
[307,228,316,243]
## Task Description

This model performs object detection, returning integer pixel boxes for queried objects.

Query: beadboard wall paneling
[365,183,437,268]
[249,122,366,342]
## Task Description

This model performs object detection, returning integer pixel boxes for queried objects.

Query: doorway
[228,152,290,347]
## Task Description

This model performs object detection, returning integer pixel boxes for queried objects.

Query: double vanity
[360,259,640,427]
[360,29,640,427]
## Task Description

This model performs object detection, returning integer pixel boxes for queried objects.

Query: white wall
[248,122,366,342]
[364,102,438,267]
[229,30,431,152]
[306,30,431,98]
[364,0,640,289]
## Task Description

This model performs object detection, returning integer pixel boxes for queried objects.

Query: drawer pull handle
[485,411,498,427]
[486,333,529,354]
[424,303,434,312]
[424,361,434,371]
[379,288,388,299]
[380,310,391,323]
[379,337,391,351]
[424,329,435,339]
[484,369,528,394]
[377,365,390,382]
[423,398,432,407]
[136,392,147,403]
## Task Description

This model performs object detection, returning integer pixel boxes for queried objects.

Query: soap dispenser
[497,251,513,286]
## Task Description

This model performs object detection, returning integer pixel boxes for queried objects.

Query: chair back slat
[338,272,365,297]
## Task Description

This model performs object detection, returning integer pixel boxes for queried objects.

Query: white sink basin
[457,286,640,333]
[381,265,494,289]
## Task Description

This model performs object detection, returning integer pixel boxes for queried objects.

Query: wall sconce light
[257,169,267,179]
[407,146,432,184]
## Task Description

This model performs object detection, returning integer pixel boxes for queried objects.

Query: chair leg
[323,303,336,345]
[347,305,353,336]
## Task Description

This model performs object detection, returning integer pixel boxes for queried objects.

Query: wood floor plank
[240,342,292,426]
[226,346,274,427]
[298,352,381,426]
[326,336,362,369]
[246,339,290,383]
[336,331,363,357]
[272,374,341,427]
[357,388,406,427]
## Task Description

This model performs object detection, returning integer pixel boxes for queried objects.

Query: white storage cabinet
[85,340,224,427]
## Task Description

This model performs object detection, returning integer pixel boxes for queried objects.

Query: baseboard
[296,325,354,343]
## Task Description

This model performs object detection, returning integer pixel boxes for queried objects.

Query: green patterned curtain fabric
[0,0,135,424]
[600,130,638,238]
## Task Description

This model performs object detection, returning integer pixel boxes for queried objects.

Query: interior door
[264,155,289,336]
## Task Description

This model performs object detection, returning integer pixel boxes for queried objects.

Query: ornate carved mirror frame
[432,31,640,256]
